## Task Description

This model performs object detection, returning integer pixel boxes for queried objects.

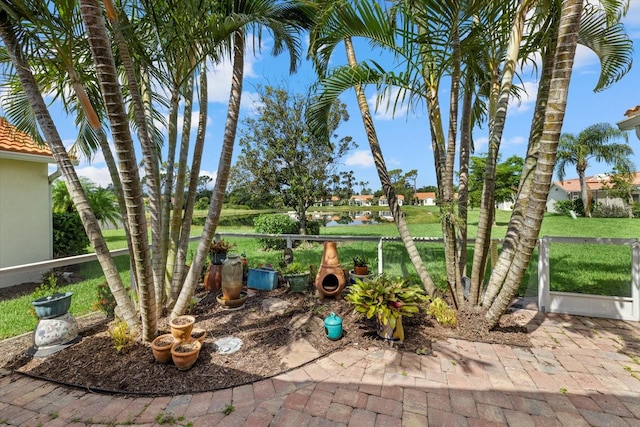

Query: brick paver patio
[1,308,639,426]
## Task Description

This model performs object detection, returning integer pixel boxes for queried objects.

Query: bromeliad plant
[345,274,430,342]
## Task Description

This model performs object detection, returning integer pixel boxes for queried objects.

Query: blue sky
[5,3,640,192]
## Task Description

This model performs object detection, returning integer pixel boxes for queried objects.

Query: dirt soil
[0,282,531,396]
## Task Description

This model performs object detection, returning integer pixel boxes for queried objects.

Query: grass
[1,207,637,339]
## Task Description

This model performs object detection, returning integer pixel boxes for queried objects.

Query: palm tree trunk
[103,0,163,297]
[173,62,209,297]
[167,69,196,306]
[485,0,584,329]
[79,0,157,341]
[482,34,556,308]
[458,80,473,301]
[0,9,139,330]
[470,0,530,300]
[344,37,437,296]
[173,30,245,316]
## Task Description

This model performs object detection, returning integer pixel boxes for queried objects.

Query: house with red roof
[0,117,56,287]
[548,172,640,213]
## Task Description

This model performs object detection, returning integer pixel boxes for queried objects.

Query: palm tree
[555,123,632,217]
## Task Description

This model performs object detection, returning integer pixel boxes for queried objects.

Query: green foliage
[52,212,89,258]
[592,204,629,218]
[468,154,523,208]
[345,274,430,330]
[231,85,356,233]
[279,262,309,275]
[52,178,120,227]
[29,272,59,317]
[109,320,135,352]
[194,197,209,210]
[553,199,588,216]
[223,405,235,415]
[253,214,299,250]
[93,281,117,318]
[427,298,458,327]
[352,256,368,267]
[306,219,321,236]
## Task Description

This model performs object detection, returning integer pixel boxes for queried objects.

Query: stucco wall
[0,158,52,287]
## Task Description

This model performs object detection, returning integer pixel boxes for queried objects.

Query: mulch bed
[0,283,531,396]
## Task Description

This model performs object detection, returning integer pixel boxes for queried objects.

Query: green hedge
[53,212,89,258]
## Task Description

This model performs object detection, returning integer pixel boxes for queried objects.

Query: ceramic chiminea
[314,241,346,299]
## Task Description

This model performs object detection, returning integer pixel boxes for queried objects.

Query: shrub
[109,320,135,352]
[52,212,89,258]
[427,297,457,327]
[592,204,629,218]
[553,199,587,216]
[632,202,640,218]
[253,214,299,250]
[194,197,209,210]
[93,281,117,318]
[306,220,321,236]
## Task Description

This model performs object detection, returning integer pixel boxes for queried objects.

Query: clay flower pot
[169,315,195,341]
[171,340,202,370]
[190,327,207,344]
[151,333,175,364]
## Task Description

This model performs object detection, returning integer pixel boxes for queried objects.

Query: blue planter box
[247,268,279,290]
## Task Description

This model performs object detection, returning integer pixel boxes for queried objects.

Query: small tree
[233,85,356,234]
[602,166,637,219]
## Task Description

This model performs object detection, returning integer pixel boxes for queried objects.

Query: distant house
[349,194,374,207]
[549,172,640,212]
[0,118,55,288]
[617,104,640,140]
[378,195,404,206]
[414,192,437,206]
[313,196,340,207]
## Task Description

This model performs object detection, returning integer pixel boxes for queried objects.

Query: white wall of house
[546,183,570,213]
[0,157,52,287]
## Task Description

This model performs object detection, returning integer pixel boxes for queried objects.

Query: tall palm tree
[308,0,439,297]
[556,123,632,217]
[0,6,140,330]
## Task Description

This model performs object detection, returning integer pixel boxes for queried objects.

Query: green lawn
[1,208,637,339]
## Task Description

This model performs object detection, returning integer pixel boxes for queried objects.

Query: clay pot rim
[169,315,196,328]
[151,333,176,350]
[171,340,202,355]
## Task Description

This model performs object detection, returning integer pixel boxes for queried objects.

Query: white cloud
[199,170,218,189]
[76,166,113,188]
[207,54,258,104]
[367,88,410,121]
[473,136,489,152]
[508,80,538,114]
[345,150,374,167]
[507,135,527,145]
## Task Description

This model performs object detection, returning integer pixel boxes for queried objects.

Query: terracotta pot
[353,266,369,276]
[171,340,202,370]
[190,327,207,344]
[204,264,222,292]
[151,334,175,364]
[169,315,195,340]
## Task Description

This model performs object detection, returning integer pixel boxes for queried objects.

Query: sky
[4,2,640,192]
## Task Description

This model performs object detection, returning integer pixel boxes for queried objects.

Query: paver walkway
[1,308,639,426]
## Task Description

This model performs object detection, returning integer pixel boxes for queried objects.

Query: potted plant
[345,274,430,342]
[352,256,369,275]
[171,340,202,370]
[279,262,310,293]
[209,239,236,265]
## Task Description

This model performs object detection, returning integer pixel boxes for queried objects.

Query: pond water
[212,211,393,227]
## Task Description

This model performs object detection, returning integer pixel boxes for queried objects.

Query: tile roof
[624,105,640,118]
[555,172,640,192]
[0,117,52,158]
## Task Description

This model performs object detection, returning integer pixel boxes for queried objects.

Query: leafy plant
[253,214,299,250]
[93,281,117,318]
[223,404,235,415]
[52,212,90,258]
[109,320,135,352]
[427,297,458,327]
[29,272,60,317]
[279,262,309,275]
[209,239,236,255]
[345,274,430,342]
[352,256,368,267]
